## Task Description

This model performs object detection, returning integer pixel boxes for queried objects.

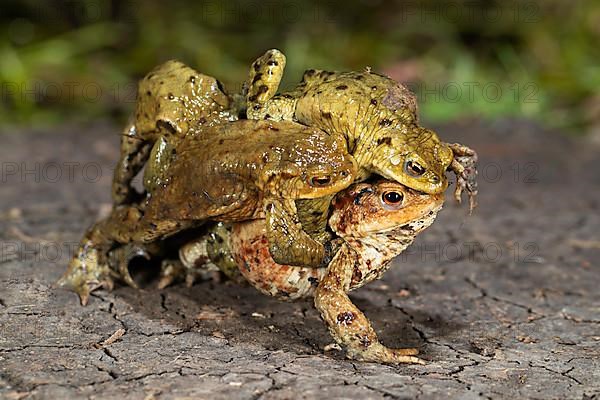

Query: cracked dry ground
[1,119,599,400]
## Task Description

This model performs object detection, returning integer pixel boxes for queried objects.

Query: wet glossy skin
[245,49,477,237]
[178,180,444,364]
[113,60,239,205]
[60,120,356,304]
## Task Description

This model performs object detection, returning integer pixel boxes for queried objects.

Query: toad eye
[382,190,404,205]
[310,176,332,187]
[405,160,425,177]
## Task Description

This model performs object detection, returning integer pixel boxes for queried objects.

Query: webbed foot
[448,143,478,213]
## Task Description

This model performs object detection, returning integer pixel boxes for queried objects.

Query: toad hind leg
[314,248,425,364]
[246,49,296,121]
[61,206,191,304]
[448,142,478,213]
[265,199,333,268]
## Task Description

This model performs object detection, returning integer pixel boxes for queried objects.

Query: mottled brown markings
[379,119,392,127]
[257,85,269,95]
[337,311,356,325]
[252,73,263,84]
[358,335,372,348]
[267,60,279,66]
[322,112,332,119]
[377,137,392,146]
[370,99,378,106]
[336,85,348,90]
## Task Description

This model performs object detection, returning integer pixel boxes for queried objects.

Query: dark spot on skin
[147,73,155,80]
[370,99,378,106]
[352,268,362,283]
[156,120,176,134]
[264,114,271,119]
[282,94,293,99]
[249,95,257,103]
[400,224,414,231]
[160,81,164,85]
[308,277,319,287]
[253,62,261,72]
[252,73,263,84]
[311,210,322,216]
[337,311,356,325]
[336,84,348,90]
[316,90,322,95]
[219,139,225,145]
[267,125,279,131]
[146,91,151,96]
[257,85,269,95]
[262,154,269,163]
[379,119,392,127]
[171,148,177,155]
[371,86,377,90]
[354,187,373,205]
[189,76,196,84]
[198,117,207,124]
[359,335,372,348]
[322,112,332,119]
[377,137,392,146]
[355,75,364,80]
[168,93,174,100]
[267,60,279,66]
[149,223,157,229]
[253,104,261,111]
[304,69,316,77]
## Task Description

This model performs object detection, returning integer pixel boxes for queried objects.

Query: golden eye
[405,160,425,177]
[310,176,332,187]
[382,190,403,205]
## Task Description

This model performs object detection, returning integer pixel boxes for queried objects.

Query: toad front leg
[314,248,425,364]
[447,142,478,212]
[265,199,334,268]
[112,123,152,205]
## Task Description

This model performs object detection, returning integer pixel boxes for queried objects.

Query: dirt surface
[1,119,599,399]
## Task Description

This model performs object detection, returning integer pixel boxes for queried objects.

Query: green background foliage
[1,0,599,133]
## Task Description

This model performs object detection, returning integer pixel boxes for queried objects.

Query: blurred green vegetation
[1,0,599,133]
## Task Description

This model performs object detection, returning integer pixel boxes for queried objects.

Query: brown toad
[60,120,356,304]
[177,179,444,364]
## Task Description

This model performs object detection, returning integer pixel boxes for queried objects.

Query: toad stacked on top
[61,49,478,364]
